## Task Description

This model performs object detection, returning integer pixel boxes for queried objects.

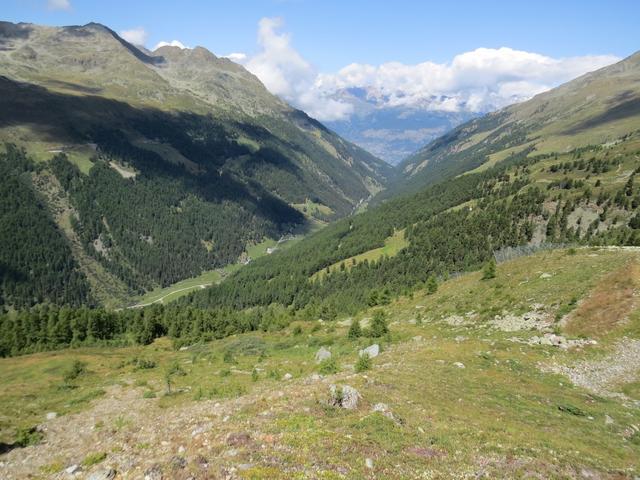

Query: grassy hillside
[1,247,639,478]
[0,21,395,308]
[182,129,640,320]
[378,51,640,202]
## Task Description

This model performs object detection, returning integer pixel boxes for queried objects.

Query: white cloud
[154,40,188,50]
[238,19,619,121]
[224,52,248,62]
[47,0,71,10]
[240,17,353,121]
[317,48,619,113]
[119,27,148,47]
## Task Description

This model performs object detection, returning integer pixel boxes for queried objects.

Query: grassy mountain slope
[1,247,639,478]
[379,51,640,202]
[0,21,394,307]
[182,127,640,318]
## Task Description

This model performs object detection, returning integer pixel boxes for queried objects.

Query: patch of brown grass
[564,260,640,338]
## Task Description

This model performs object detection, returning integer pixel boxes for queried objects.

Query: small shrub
[167,361,186,376]
[143,390,156,399]
[39,462,64,474]
[63,359,87,382]
[251,368,259,382]
[113,415,131,431]
[133,358,156,370]
[292,325,303,336]
[268,369,281,380]
[14,426,43,447]
[558,404,587,416]
[355,353,371,373]
[81,452,107,467]
[318,357,338,375]
[219,368,232,378]
[223,350,235,364]
[164,361,186,394]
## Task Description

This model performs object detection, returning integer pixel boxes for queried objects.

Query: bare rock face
[329,385,360,409]
[315,347,332,363]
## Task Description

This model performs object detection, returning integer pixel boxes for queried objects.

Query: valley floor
[1,247,640,479]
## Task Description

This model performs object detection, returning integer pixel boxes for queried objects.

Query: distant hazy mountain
[325,87,479,165]
[377,50,640,201]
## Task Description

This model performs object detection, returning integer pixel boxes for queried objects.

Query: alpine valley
[1,15,640,480]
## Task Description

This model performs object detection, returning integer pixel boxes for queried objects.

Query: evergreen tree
[426,275,438,294]
[482,259,496,280]
[370,310,389,338]
[347,319,362,339]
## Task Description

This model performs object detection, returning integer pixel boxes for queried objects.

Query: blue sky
[4,0,638,70]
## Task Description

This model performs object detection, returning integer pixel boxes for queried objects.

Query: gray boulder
[88,469,116,480]
[329,384,360,409]
[305,373,324,384]
[371,402,403,424]
[315,347,332,363]
[359,344,379,359]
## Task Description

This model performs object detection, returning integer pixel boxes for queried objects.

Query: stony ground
[545,338,640,403]
[0,376,328,479]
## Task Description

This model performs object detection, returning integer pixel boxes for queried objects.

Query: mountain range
[0,20,639,314]
[325,86,478,164]
[0,21,394,307]
[379,50,640,201]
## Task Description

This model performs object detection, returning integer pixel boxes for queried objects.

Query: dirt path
[129,283,211,308]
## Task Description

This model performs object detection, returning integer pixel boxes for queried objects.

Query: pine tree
[370,310,389,338]
[482,259,496,280]
[347,319,362,339]
[426,275,438,294]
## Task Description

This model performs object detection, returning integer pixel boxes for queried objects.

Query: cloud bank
[318,48,619,114]
[119,27,148,47]
[233,18,619,121]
